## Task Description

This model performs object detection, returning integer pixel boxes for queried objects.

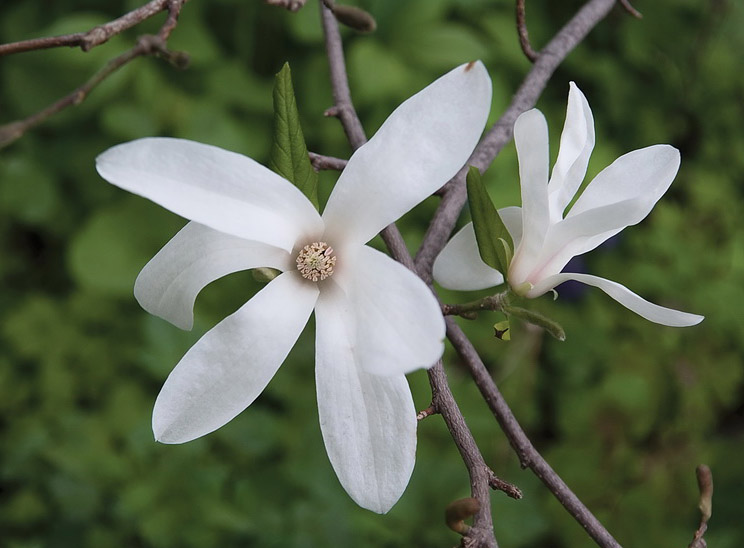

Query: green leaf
[269,62,319,209]
[466,166,514,273]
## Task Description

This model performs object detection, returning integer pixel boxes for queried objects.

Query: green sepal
[269,62,319,209]
[466,166,514,274]
[493,319,511,341]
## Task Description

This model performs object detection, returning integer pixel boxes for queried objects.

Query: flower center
[296,241,337,282]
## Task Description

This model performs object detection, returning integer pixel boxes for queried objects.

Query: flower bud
[332,4,377,33]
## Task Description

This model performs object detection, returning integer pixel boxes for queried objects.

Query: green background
[1,0,742,546]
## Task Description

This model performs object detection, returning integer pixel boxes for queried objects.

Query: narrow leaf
[466,166,514,273]
[269,62,319,209]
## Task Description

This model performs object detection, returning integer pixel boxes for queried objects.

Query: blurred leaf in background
[1,0,743,547]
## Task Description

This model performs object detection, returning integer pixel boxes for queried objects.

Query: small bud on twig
[688,464,713,548]
[445,497,480,535]
[330,4,377,33]
[696,464,713,521]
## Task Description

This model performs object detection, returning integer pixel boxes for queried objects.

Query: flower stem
[441,291,510,319]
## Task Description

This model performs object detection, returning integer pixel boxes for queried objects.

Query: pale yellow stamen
[296,241,337,282]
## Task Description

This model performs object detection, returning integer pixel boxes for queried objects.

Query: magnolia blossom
[434,82,703,327]
[96,62,492,513]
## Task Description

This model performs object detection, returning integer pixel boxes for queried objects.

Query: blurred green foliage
[1,0,743,547]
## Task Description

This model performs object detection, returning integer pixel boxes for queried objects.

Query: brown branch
[0,0,179,56]
[416,404,437,421]
[0,0,187,149]
[516,0,538,62]
[320,3,499,546]
[309,151,348,171]
[488,469,523,500]
[446,318,622,548]
[319,1,625,546]
[428,362,499,548]
[265,0,307,12]
[319,3,367,150]
[414,0,618,282]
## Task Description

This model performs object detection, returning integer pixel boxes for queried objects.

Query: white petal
[520,145,682,283]
[433,222,504,290]
[525,198,657,282]
[135,222,292,330]
[547,82,595,221]
[152,271,319,443]
[568,145,680,218]
[96,138,323,251]
[314,284,417,513]
[530,272,704,327]
[322,61,492,246]
[337,246,444,376]
[509,109,551,285]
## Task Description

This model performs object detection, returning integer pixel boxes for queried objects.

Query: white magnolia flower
[434,82,703,327]
[96,62,492,513]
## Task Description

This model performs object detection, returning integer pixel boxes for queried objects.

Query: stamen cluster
[296,241,337,281]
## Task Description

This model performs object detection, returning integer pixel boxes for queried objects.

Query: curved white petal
[526,197,660,282]
[335,246,444,376]
[433,222,504,290]
[568,145,680,218]
[314,283,417,513]
[136,222,292,330]
[519,145,682,284]
[152,271,319,444]
[529,272,704,327]
[322,61,492,246]
[510,109,551,285]
[97,138,323,251]
[548,82,595,221]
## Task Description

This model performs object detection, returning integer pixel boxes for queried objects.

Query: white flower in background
[96,62,492,513]
[434,82,703,327]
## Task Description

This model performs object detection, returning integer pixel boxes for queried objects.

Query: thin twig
[516,0,538,62]
[619,0,643,19]
[442,292,509,318]
[308,151,348,171]
[488,469,523,500]
[0,0,178,56]
[414,0,618,282]
[446,318,622,548]
[416,404,437,421]
[319,3,366,149]
[265,0,307,12]
[428,362,499,548]
[0,1,187,149]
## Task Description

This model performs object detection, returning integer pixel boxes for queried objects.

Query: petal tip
[463,60,484,73]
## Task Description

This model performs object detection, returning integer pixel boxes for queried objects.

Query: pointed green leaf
[269,62,319,209]
[466,166,514,273]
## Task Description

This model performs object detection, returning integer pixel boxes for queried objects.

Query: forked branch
[0,0,187,149]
